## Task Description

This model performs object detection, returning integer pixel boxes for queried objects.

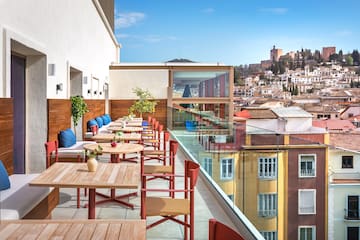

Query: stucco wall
[0,0,118,172]
[0,0,118,99]
[109,69,169,99]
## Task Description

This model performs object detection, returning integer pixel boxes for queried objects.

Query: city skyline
[114,0,360,66]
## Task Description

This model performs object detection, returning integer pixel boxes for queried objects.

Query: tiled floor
[51,149,236,240]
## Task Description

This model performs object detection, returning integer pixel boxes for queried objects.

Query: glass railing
[167,105,353,240]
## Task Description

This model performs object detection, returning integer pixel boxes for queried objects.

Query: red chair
[142,130,170,163]
[141,139,178,197]
[208,218,244,240]
[141,160,200,240]
[44,140,82,208]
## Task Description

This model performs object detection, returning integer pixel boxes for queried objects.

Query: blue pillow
[105,114,112,122]
[95,117,103,128]
[0,160,10,191]
[87,119,98,131]
[101,115,109,125]
[58,128,76,148]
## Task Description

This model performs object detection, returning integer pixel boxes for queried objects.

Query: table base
[86,189,137,211]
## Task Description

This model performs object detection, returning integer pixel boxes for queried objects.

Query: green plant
[71,96,88,127]
[129,87,157,117]
[87,145,103,158]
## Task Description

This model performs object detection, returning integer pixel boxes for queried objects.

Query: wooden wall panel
[0,98,14,174]
[110,99,168,129]
[47,99,71,142]
[82,100,105,137]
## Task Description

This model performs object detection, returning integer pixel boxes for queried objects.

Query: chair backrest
[44,140,58,168]
[208,218,244,240]
[90,124,98,136]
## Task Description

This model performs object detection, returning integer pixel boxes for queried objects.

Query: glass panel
[172,71,229,98]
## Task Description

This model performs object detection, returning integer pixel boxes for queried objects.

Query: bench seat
[0,174,54,220]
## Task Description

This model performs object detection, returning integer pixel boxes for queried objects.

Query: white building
[0,0,119,172]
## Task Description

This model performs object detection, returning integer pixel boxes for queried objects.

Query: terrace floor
[51,148,237,240]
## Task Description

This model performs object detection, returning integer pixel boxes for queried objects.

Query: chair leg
[77,188,80,208]
[184,215,188,240]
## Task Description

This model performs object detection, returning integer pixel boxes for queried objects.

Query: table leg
[88,188,96,219]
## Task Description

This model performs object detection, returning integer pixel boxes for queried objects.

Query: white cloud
[336,30,352,37]
[115,12,145,28]
[259,8,288,15]
[202,8,215,14]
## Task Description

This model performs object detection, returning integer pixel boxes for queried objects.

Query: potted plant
[70,96,89,136]
[129,87,157,118]
[86,145,103,172]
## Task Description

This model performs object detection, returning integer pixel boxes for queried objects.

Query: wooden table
[30,162,140,219]
[0,219,146,239]
[115,117,143,123]
[83,143,144,209]
[84,142,144,163]
[107,126,143,133]
[110,121,143,127]
[91,133,141,143]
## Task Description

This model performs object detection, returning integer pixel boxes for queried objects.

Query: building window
[220,158,233,180]
[258,157,277,179]
[342,156,354,169]
[299,154,316,177]
[346,196,360,220]
[298,189,316,214]
[260,231,277,240]
[347,227,359,240]
[258,193,277,217]
[202,157,213,177]
[299,226,316,240]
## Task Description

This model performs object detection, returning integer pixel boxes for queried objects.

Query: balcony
[51,143,263,239]
[344,209,360,220]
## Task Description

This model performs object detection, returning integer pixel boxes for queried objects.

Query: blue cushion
[58,128,76,148]
[105,114,112,122]
[95,117,103,128]
[101,115,109,125]
[87,119,98,131]
[0,160,10,191]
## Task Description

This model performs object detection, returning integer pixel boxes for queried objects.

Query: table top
[91,133,141,142]
[115,117,143,123]
[107,126,143,133]
[30,162,140,189]
[0,219,146,240]
[84,142,144,154]
[110,122,143,127]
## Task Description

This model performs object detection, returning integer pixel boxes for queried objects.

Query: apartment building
[328,132,360,240]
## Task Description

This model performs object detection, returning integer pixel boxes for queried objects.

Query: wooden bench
[0,174,59,220]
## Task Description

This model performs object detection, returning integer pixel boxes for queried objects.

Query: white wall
[109,69,169,99]
[285,118,312,132]
[0,0,118,99]
[0,0,118,172]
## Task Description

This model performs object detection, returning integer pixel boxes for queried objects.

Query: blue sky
[114,0,360,66]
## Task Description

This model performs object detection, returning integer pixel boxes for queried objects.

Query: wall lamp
[56,83,63,93]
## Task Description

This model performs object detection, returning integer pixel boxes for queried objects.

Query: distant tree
[294,85,299,95]
[346,55,354,66]
[352,50,360,65]
[329,53,339,62]
[338,50,344,62]
[314,50,322,62]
